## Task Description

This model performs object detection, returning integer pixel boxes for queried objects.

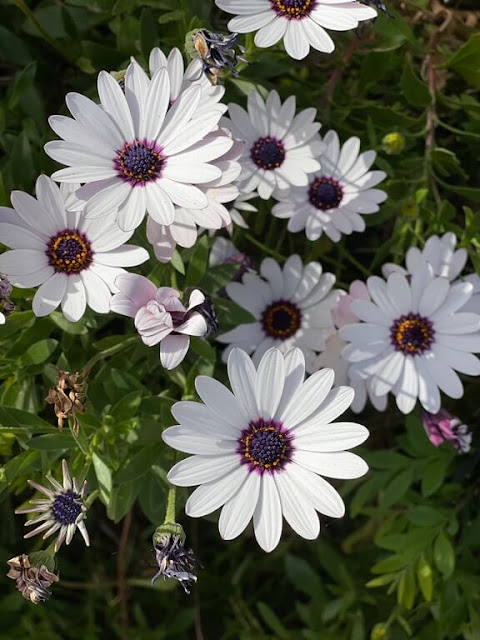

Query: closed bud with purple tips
[422,409,472,453]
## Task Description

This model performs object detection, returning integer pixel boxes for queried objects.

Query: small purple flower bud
[422,409,472,453]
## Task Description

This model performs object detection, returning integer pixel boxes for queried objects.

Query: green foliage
[1,0,480,639]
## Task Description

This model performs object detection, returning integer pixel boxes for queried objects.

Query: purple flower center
[309,176,344,210]
[46,229,93,274]
[262,300,302,339]
[51,491,83,525]
[250,136,286,170]
[115,139,165,186]
[238,418,293,473]
[271,0,315,18]
[390,312,435,355]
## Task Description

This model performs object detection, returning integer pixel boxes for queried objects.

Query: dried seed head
[45,369,88,435]
[7,554,59,604]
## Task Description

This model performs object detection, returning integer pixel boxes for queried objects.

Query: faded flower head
[15,459,90,552]
[152,524,200,594]
[189,29,246,85]
[45,369,88,436]
[110,274,212,369]
[0,275,14,325]
[422,409,472,453]
[7,553,59,604]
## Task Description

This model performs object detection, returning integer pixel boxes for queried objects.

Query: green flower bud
[371,623,389,640]
[382,132,405,155]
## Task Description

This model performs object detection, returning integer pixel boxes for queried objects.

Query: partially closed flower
[7,554,59,604]
[422,409,472,453]
[110,274,211,369]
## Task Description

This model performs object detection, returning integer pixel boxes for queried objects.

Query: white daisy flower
[163,347,369,552]
[15,460,89,552]
[0,175,148,322]
[145,130,243,263]
[215,0,377,60]
[273,130,387,241]
[314,281,387,413]
[462,274,480,315]
[226,89,323,200]
[382,232,468,282]
[110,274,209,369]
[339,265,480,414]
[217,254,339,371]
[45,55,230,232]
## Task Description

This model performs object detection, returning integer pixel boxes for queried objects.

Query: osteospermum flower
[339,265,480,414]
[215,0,377,60]
[15,460,89,552]
[7,554,59,604]
[45,55,231,232]
[163,347,369,551]
[226,90,323,200]
[110,274,211,369]
[273,130,387,241]
[314,281,387,413]
[217,255,339,371]
[0,176,148,322]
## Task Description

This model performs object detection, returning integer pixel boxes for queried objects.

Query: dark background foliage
[0,1,480,638]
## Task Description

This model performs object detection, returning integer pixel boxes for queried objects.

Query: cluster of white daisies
[4,3,480,557]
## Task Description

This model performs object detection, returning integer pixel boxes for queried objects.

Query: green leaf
[8,62,37,110]
[445,33,480,88]
[92,452,112,503]
[107,481,139,523]
[158,9,184,24]
[115,445,163,484]
[285,554,323,598]
[28,434,75,450]
[397,567,416,610]
[21,339,59,365]
[421,457,449,497]
[417,555,433,601]
[400,54,431,107]
[256,602,290,639]
[186,234,209,288]
[110,391,143,421]
[406,506,445,527]
[433,532,455,578]
[380,467,414,508]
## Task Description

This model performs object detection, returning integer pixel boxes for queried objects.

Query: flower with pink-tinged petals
[110,274,209,369]
[422,409,472,453]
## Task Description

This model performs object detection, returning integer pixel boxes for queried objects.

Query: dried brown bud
[7,554,59,604]
[45,369,88,436]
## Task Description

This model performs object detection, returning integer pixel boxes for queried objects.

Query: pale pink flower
[331,281,369,329]
[110,274,208,369]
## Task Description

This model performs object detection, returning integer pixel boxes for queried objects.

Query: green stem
[245,234,284,261]
[82,336,137,376]
[163,484,177,524]
[12,0,74,63]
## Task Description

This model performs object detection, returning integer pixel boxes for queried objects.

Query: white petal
[185,465,248,517]
[167,454,239,486]
[285,463,345,518]
[228,348,258,418]
[253,472,283,553]
[293,449,369,479]
[281,368,335,427]
[255,348,285,418]
[32,273,68,317]
[61,274,86,322]
[195,376,249,427]
[275,471,320,539]
[162,425,236,455]
[294,421,369,452]
[219,471,261,540]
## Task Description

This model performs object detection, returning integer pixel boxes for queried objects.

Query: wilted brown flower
[151,523,200,594]
[45,370,88,436]
[7,554,59,604]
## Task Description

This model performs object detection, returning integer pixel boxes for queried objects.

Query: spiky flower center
[46,229,93,274]
[262,300,302,339]
[390,312,435,355]
[309,176,344,210]
[250,136,286,170]
[271,0,315,18]
[238,419,293,473]
[51,491,83,525]
[115,139,165,186]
